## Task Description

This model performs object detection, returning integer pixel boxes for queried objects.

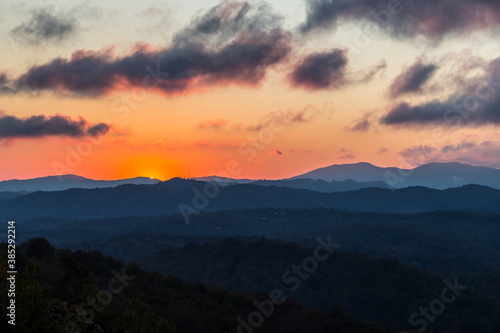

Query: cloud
[0,114,110,140]
[193,140,240,149]
[441,141,476,153]
[2,2,292,97]
[347,111,379,132]
[173,2,283,46]
[0,73,16,94]
[381,56,500,127]
[9,4,99,46]
[389,56,438,98]
[246,105,322,131]
[268,148,283,156]
[300,0,500,39]
[196,119,229,131]
[10,7,76,45]
[350,118,371,131]
[339,154,355,160]
[377,146,388,154]
[398,145,437,166]
[352,60,387,84]
[396,139,500,168]
[290,49,386,90]
[348,112,375,132]
[290,49,348,89]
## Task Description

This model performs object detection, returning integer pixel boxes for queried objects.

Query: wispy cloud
[196,119,229,131]
[246,105,323,131]
[9,4,99,46]
[389,55,438,98]
[377,146,388,154]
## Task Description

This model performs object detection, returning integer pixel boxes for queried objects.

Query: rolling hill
[2,178,500,221]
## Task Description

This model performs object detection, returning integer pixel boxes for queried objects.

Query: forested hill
[0,238,389,333]
[139,237,500,333]
[2,178,500,220]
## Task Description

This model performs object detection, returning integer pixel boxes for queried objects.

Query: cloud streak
[300,0,500,39]
[0,114,110,140]
[246,105,322,131]
[381,56,500,127]
[389,56,438,98]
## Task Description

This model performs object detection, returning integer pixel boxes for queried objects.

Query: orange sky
[1,0,500,181]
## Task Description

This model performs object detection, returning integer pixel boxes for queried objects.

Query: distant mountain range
[0,174,160,192]
[291,161,500,190]
[193,162,500,190]
[2,177,500,221]
[2,162,500,193]
[193,176,390,192]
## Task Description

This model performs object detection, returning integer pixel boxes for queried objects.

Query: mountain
[192,175,254,185]
[292,162,392,182]
[0,174,160,192]
[193,176,391,192]
[292,161,500,189]
[251,178,391,192]
[0,190,30,200]
[2,178,500,221]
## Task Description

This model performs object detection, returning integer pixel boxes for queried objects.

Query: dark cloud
[4,29,291,97]
[290,49,385,90]
[300,0,500,39]
[2,2,291,97]
[0,114,110,139]
[87,123,110,137]
[381,56,500,127]
[339,154,355,160]
[291,49,348,89]
[10,7,77,45]
[389,57,438,97]
[174,2,283,46]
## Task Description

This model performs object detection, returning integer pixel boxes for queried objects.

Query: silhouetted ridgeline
[2,178,500,221]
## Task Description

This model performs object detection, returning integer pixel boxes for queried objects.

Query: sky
[1,0,500,181]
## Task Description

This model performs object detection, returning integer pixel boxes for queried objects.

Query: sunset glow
[1,0,500,181]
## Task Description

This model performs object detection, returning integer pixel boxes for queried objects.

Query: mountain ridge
[0,174,161,192]
[1,179,500,221]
